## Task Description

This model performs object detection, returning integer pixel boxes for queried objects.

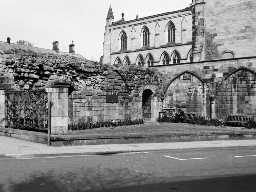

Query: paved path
[1,136,256,157]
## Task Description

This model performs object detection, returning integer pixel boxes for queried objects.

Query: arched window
[145,54,154,67]
[161,52,169,65]
[142,26,150,47]
[114,57,122,67]
[136,54,144,66]
[171,50,181,64]
[167,21,175,43]
[123,56,130,65]
[222,50,235,59]
[120,31,127,51]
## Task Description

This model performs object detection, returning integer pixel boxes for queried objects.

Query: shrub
[209,119,224,127]
[68,119,144,131]
[158,110,224,127]
[245,120,256,129]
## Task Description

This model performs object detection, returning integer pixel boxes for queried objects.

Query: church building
[102,0,256,121]
[102,5,192,67]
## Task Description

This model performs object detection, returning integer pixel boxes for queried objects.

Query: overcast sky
[0,0,191,61]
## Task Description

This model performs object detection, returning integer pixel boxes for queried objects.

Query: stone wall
[216,70,256,119]
[0,42,99,90]
[193,0,256,61]
[69,92,142,124]
[154,57,256,119]
[68,66,161,124]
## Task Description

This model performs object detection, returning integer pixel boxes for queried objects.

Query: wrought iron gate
[5,90,48,132]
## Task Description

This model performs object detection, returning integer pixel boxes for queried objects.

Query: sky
[0,0,191,61]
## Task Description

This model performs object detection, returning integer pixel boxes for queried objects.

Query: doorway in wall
[142,89,153,120]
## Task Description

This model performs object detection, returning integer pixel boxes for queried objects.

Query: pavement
[1,136,256,157]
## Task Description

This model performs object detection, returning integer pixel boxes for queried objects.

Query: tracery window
[146,54,154,67]
[171,50,181,64]
[161,52,169,65]
[136,54,144,66]
[123,56,130,65]
[120,31,127,51]
[168,21,176,43]
[142,26,150,47]
[114,57,122,67]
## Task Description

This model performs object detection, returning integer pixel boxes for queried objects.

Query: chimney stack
[69,41,75,54]
[7,37,11,44]
[52,41,59,52]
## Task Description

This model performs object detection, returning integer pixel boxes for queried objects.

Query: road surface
[1,146,256,191]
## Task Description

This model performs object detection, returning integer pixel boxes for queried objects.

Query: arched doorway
[142,89,153,120]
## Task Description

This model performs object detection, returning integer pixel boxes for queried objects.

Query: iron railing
[5,90,48,132]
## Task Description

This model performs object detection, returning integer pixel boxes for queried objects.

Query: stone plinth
[46,83,70,134]
[151,97,161,122]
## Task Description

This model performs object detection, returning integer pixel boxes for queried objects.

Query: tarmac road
[1,146,256,191]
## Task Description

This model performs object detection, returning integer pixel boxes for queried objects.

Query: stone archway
[164,71,205,117]
[142,89,153,120]
[215,68,256,119]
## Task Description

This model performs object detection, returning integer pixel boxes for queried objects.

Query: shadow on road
[2,164,256,192]
[4,167,153,192]
[98,174,256,192]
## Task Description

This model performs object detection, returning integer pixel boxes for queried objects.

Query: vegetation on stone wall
[1,41,166,100]
[3,53,99,90]
[205,32,220,60]
[0,41,103,90]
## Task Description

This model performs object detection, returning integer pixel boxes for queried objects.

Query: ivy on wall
[204,32,221,60]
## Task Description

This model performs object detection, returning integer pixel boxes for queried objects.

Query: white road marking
[234,155,256,158]
[190,157,207,160]
[163,155,207,161]
[163,155,188,161]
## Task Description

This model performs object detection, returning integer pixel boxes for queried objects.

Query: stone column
[46,83,70,135]
[0,90,5,128]
[202,85,207,118]
[232,84,238,115]
[210,97,217,119]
